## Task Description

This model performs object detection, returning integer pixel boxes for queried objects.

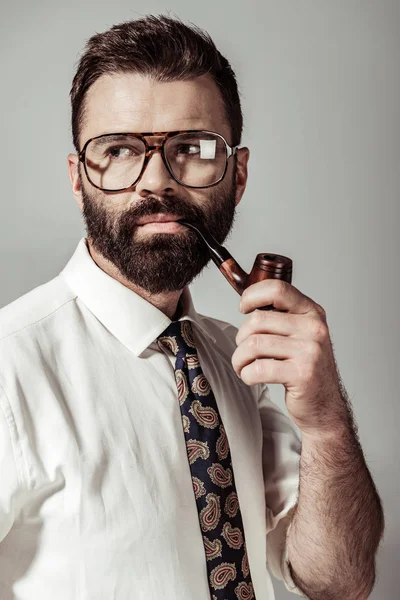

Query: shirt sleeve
[0,382,26,544]
[257,383,308,597]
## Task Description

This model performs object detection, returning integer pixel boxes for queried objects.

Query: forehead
[80,73,230,145]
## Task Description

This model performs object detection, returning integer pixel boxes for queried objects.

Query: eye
[107,145,138,160]
[175,143,200,156]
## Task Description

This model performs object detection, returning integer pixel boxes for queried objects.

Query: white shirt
[0,238,305,600]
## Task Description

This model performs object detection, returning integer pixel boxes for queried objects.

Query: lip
[136,214,182,226]
[136,221,183,233]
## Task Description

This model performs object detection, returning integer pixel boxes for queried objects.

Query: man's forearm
[287,411,384,600]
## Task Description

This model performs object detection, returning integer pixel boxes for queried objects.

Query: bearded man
[0,15,383,600]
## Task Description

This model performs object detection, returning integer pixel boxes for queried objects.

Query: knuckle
[311,319,328,341]
[315,303,327,319]
[255,359,264,376]
[296,360,314,384]
[242,371,254,386]
[307,340,322,360]
[272,279,287,296]
[249,310,262,327]
[248,333,262,350]
[245,359,263,385]
[231,351,240,372]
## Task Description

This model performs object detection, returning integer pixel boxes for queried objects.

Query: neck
[85,238,183,320]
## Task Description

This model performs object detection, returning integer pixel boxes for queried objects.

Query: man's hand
[232,279,384,598]
[231,279,349,437]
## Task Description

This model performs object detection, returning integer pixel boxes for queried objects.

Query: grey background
[0,1,399,598]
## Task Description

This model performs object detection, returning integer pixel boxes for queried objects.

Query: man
[0,15,383,600]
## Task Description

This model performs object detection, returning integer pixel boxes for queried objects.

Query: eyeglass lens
[84,132,228,190]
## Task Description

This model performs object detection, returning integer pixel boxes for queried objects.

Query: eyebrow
[91,134,135,145]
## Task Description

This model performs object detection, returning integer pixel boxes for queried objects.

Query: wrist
[300,422,355,446]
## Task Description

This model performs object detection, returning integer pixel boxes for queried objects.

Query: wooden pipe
[177,219,293,311]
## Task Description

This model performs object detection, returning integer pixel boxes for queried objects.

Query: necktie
[158,320,255,600]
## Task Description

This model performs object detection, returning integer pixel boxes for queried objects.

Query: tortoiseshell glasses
[78,130,238,192]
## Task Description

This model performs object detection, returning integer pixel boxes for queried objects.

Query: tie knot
[158,320,196,357]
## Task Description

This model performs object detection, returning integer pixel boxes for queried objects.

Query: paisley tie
[157,320,255,600]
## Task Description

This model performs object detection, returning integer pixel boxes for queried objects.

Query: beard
[80,165,238,294]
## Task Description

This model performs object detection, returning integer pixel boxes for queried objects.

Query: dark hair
[70,15,243,151]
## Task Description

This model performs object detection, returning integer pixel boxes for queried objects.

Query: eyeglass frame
[78,129,239,192]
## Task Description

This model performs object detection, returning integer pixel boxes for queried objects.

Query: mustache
[119,196,206,229]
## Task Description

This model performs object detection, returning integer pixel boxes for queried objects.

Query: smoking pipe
[177,219,293,311]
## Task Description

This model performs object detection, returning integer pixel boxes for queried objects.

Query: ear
[234,147,250,207]
[67,153,84,212]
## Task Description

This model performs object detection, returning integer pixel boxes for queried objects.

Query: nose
[134,147,178,197]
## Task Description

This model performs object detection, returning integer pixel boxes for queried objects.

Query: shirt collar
[60,238,216,357]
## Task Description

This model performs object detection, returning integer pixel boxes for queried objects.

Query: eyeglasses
[78,130,238,191]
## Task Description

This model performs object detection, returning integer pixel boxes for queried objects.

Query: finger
[232,333,302,376]
[239,357,295,386]
[235,309,305,346]
[240,279,319,316]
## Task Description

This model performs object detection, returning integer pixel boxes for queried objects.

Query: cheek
[189,190,211,211]
[78,164,130,209]
[113,192,138,212]
[208,173,236,207]
[87,188,134,214]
